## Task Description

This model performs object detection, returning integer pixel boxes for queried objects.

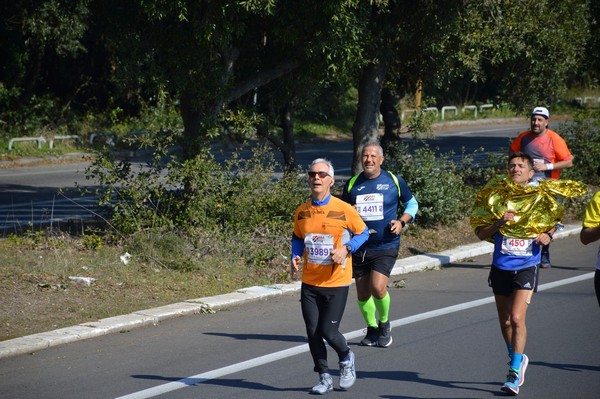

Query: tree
[94,0,368,165]
[0,0,92,131]
[349,0,591,174]
[0,0,593,179]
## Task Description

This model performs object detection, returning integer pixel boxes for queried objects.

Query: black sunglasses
[308,171,330,178]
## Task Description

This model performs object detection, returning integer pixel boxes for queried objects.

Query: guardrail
[461,105,478,118]
[422,107,439,116]
[479,104,494,113]
[6,130,139,151]
[8,135,83,151]
[398,103,496,122]
[8,136,47,151]
[49,135,80,149]
[441,106,457,120]
[89,132,117,146]
[574,97,600,106]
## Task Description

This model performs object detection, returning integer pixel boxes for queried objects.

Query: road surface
[0,234,597,399]
[0,120,529,232]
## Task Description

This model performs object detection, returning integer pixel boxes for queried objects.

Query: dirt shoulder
[0,218,481,342]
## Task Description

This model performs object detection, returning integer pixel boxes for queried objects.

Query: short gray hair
[310,158,335,179]
[362,142,383,157]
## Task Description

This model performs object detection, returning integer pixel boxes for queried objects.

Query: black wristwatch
[345,244,352,253]
[400,220,406,228]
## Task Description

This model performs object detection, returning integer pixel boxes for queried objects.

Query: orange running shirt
[293,196,367,287]
[510,129,573,180]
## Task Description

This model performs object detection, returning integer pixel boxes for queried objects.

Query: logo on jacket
[311,235,327,244]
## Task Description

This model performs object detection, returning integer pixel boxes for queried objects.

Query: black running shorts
[488,265,539,296]
[352,248,399,278]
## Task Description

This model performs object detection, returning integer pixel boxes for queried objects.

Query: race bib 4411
[356,193,384,221]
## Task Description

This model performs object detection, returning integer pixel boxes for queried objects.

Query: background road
[0,120,529,232]
[0,234,598,398]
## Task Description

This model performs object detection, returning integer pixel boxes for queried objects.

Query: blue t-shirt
[491,233,541,271]
[342,170,415,250]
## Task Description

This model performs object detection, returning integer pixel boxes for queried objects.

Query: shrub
[383,140,471,227]
[561,109,600,185]
[167,145,306,233]
[84,141,309,273]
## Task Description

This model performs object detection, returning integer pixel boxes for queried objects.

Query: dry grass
[0,219,483,342]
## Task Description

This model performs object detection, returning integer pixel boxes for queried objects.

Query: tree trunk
[179,91,204,161]
[21,45,44,103]
[380,87,401,154]
[279,102,297,173]
[256,101,298,174]
[351,60,388,175]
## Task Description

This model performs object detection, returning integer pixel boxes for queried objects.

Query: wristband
[546,163,554,170]
[400,220,406,228]
[545,231,553,239]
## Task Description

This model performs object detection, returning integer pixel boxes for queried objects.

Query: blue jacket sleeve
[403,196,419,221]
[344,226,369,253]
[291,234,304,259]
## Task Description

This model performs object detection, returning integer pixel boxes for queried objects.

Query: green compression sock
[357,297,377,327]
[373,292,391,323]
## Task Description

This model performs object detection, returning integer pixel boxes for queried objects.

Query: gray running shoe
[360,326,379,346]
[338,351,356,390]
[378,321,392,347]
[311,373,333,395]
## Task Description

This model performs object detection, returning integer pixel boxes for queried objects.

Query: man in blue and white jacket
[342,142,418,348]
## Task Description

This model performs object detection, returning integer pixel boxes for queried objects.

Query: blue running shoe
[501,369,520,395]
[519,354,528,387]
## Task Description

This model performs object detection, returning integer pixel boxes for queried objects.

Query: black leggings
[301,283,350,374]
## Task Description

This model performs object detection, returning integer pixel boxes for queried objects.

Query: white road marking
[115,272,594,399]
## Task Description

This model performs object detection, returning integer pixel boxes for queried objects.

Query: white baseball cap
[531,106,549,119]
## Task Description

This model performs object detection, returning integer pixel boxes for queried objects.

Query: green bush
[84,141,308,272]
[561,109,600,185]
[166,145,306,232]
[383,141,471,227]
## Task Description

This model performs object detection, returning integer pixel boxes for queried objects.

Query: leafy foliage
[84,141,308,271]
[382,141,471,227]
[561,109,600,186]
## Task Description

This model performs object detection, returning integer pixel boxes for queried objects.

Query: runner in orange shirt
[509,106,573,268]
[291,158,369,394]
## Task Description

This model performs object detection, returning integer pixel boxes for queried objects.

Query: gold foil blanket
[470,176,587,240]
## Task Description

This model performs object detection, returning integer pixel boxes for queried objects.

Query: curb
[0,224,582,359]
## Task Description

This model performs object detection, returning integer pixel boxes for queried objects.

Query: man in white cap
[509,106,573,268]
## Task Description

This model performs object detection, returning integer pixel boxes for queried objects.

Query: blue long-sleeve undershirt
[404,196,419,221]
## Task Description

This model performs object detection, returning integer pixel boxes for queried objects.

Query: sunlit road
[0,120,530,232]
[0,234,597,398]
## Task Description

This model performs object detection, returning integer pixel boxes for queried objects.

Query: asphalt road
[0,234,598,399]
[0,120,530,232]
